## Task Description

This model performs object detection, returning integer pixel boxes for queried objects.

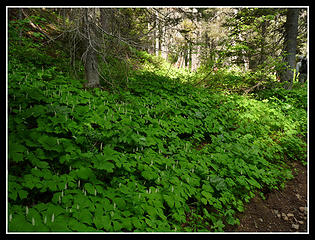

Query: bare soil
[225,161,308,232]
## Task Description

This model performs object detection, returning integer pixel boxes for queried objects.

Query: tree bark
[18,9,23,45]
[259,20,267,65]
[281,8,299,89]
[82,8,100,88]
[188,41,192,71]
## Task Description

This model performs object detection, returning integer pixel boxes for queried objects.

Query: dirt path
[225,161,308,232]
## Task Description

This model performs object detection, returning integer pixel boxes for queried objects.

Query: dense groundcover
[8,45,307,232]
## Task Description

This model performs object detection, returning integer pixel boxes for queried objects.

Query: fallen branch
[21,9,54,41]
[194,70,213,86]
[243,82,263,94]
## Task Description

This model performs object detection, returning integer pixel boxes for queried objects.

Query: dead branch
[243,82,263,94]
[194,70,213,86]
[21,9,53,41]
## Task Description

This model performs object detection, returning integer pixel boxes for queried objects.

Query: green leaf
[113,221,123,231]
[145,136,156,146]
[202,184,214,193]
[93,154,115,172]
[121,217,132,231]
[76,167,93,180]
[163,195,174,208]
[209,175,227,191]
[23,174,40,189]
[103,215,112,231]
[29,87,45,101]
[235,200,244,212]
[102,145,119,160]
[9,214,32,231]
[36,160,49,169]
[114,198,126,210]
[94,214,108,230]
[9,142,27,154]
[11,152,24,162]
[145,205,157,218]
[9,190,18,201]
[246,178,261,189]
[68,218,91,232]
[141,170,158,180]
[46,203,65,218]
[101,198,113,211]
[84,183,95,195]
[201,197,207,205]
[225,209,237,225]
[212,219,225,232]
[38,135,61,151]
[145,217,156,228]
[31,167,44,178]
[45,179,58,191]
[63,140,77,153]
[59,154,71,164]
[195,111,204,118]
[74,194,93,209]
[159,221,172,231]
[201,190,212,200]
[9,142,26,162]
[49,215,70,232]
[77,208,93,224]
[18,190,28,200]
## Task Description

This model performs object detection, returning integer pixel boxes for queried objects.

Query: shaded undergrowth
[8,17,307,232]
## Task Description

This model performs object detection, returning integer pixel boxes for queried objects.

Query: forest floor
[225,161,308,232]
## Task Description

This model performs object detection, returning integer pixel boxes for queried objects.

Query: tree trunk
[281,8,299,89]
[18,9,23,45]
[188,41,192,71]
[83,8,100,88]
[84,47,100,88]
[157,13,162,57]
[152,14,157,55]
[100,8,108,34]
[259,20,267,65]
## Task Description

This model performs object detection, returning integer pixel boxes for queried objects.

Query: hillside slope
[8,17,307,232]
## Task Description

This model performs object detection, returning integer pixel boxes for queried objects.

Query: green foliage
[254,85,307,159]
[8,17,307,232]
[131,48,196,84]
[194,54,289,94]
